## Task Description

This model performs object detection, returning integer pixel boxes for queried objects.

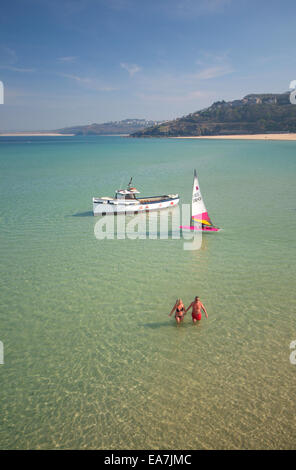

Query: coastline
[0,133,131,137]
[0,133,75,137]
[171,133,296,141]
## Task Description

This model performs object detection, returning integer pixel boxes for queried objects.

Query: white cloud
[0,45,17,64]
[195,50,230,66]
[194,65,234,80]
[60,73,117,91]
[0,65,35,73]
[137,89,213,104]
[60,73,91,83]
[57,56,77,63]
[160,0,232,18]
[0,46,35,73]
[120,62,141,77]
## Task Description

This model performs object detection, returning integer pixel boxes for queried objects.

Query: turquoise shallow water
[0,136,296,449]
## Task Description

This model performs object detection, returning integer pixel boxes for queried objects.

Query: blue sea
[0,135,295,449]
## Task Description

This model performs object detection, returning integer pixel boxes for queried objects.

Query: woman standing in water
[169,299,186,324]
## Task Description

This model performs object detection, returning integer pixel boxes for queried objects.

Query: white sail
[180,169,220,232]
[192,169,207,219]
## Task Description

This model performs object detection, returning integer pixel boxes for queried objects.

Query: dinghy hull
[180,225,220,232]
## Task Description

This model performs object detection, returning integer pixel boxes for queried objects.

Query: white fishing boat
[180,170,220,232]
[92,178,179,215]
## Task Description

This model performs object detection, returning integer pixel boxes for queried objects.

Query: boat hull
[93,196,179,215]
[180,225,220,232]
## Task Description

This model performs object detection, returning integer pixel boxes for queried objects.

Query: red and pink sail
[181,169,220,232]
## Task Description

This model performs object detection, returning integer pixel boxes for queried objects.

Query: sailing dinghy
[180,170,220,232]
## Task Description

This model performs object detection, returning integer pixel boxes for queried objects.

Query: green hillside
[131,93,296,137]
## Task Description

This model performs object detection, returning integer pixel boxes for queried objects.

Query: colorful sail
[181,169,220,232]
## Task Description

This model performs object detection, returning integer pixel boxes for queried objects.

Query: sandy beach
[172,133,296,141]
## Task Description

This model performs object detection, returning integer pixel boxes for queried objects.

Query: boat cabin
[115,188,140,200]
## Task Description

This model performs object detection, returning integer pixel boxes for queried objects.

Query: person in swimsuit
[169,299,186,324]
[186,296,208,323]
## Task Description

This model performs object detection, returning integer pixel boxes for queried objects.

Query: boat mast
[127,177,133,189]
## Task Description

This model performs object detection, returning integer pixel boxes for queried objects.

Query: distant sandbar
[0,133,74,137]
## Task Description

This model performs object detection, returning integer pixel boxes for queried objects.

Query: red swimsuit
[192,312,202,321]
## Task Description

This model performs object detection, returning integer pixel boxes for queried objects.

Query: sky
[0,0,295,130]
